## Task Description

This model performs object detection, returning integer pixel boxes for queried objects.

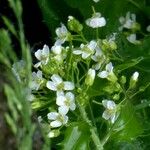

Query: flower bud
[68,16,83,33]
[48,130,60,138]
[129,71,139,88]
[120,76,126,84]
[85,69,96,86]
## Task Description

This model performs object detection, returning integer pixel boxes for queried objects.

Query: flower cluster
[119,12,141,44]
[12,8,142,141]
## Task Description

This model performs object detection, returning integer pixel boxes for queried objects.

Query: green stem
[77,101,103,150]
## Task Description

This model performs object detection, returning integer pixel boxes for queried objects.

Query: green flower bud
[85,69,96,86]
[113,94,120,101]
[120,76,126,85]
[131,22,141,32]
[110,41,117,50]
[48,129,60,138]
[68,16,83,33]
[129,71,139,89]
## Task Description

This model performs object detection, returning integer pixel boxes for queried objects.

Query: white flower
[132,71,139,81]
[30,70,44,90]
[126,34,140,44]
[47,107,68,128]
[146,25,150,32]
[46,74,75,93]
[119,12,136,31]
[73,40,97,59]
[85,68,96,86]
[91,43,104,70]
[56,92,76,113]
[51,44,63,55]
[55,24,69,44]
[97,62,113,78]
[86,12,106,28]
[34,45,49,68]
[102,100,117,123]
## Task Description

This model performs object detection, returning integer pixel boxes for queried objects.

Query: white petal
[107,100,116,109]
[65,92,74,101]
[34,62,41,68]
[110,113,116,124]
[87,17,106,28]
[43,45,49,56]
[50,120,62,128]
[97,71,109,78]
[127,34,136,44]
[102,100,108,108]
[51,74,63,85]
[73,50,82,55]
[35,50,42,60]
[106,62,113,73]
[37,70,42,78]
[58,106,69,115]
[88,40,97,50]
[46,81,57,91]
[63,115,68,124]
[82,52,90,59]
[102,110,111,120]
[64,82,75,90]
[51,45,62,55]
[47,112,59,120]
[70,103,76,111]
[56,95,66,106]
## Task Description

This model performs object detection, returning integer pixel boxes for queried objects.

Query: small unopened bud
[129,71,139,88]
[85,69,96,86]
[48,130,60,138]
[132,71,139,81]
[120,76,126,84]
[68,16,83,33]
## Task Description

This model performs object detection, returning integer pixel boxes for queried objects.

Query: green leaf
[113,101,143,141]
[61,122,90,150]
[115,57,144,73]
[2,16,17,38]
[5,113,17,135]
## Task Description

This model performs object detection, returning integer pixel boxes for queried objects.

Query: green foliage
[61,122,90,150]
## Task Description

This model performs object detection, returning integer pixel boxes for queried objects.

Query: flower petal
[35,50,42,60]
[97,71,109,78]
[65,92,74,101]
[64,82,75,90]
[102,110,111,120]
[47,112,59,120]
[46,81,57,91]
[70,103,76,111]
[107,100,116,109]
[42,45,49,56]
[106,62,113,73]
[58,106,69,115]
[110,113,116,124]
[51,74,62,84]
[73,50,82,55]
[56,95,66,106]
[50,120,62,128]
